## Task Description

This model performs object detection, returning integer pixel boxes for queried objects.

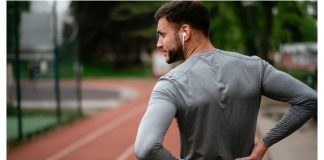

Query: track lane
[8,79,180,160]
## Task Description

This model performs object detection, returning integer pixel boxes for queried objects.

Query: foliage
[7,1,317,65]
[61,1,318,68]
[270,1,317,49]
[204,1,317,62]
[71,1,164,70]
[6,1,317,74]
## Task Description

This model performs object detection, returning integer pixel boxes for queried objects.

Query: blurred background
[7,1,317,160]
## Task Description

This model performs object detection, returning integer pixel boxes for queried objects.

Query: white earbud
[182,32,187,47]
[183,32,187,41]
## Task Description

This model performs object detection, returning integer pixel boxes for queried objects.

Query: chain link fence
[7,1,82,144]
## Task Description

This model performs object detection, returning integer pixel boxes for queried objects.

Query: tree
[71,1,163,69]
[205,1,317,63]
[270,1,317,49]
[70,1,317,67]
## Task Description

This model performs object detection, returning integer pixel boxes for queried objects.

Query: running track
[8,79,180,160]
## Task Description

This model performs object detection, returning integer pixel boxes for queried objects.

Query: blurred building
[8,1,72,61]
[274,42,317,71]
[7,1,74,102]
[20,10,54,60]
[7,0,75,79]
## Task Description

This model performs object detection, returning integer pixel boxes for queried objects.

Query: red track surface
[8,79,180,160]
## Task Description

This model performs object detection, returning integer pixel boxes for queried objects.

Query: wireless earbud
[182,32,187,47]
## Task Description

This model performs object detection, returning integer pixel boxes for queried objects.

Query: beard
[165,34,185,64]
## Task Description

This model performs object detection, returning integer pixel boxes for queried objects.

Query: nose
[156,37,163,49]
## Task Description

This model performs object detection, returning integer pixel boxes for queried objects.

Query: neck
[184,35,215,59]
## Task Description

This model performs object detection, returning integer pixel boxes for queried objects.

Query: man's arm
[238,61,317,160]
[261,61,317,146]
[135,81,180,160]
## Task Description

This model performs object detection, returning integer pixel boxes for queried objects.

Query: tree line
[7,1,317,69]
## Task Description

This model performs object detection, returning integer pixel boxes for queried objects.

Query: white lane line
[115,144,134,160]
[46,107,143,160]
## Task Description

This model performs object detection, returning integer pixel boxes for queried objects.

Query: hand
[235,140,268,160]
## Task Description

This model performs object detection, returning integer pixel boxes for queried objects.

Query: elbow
[304,91,317,112]
[134,143,148,160]
[294,90,317,113]
[135,139,158,160]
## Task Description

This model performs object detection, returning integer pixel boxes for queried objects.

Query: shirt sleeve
[135,79,181,160]
[261,60,317,146]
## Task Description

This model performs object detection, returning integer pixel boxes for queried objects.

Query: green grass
[10,60,154,80]
[7,116,57,140]
[7,106,83,146]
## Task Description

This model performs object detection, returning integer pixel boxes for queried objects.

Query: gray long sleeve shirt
[135,49,317,160]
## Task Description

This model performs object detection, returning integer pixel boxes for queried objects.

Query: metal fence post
[53,1,61,124]
[13,1,23,140]
[76,37,83,117]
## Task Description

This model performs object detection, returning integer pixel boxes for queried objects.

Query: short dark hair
[154,1,210,37]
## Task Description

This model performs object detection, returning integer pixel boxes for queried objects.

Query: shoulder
[153,76,174,92]
[217,49,271,69]
[149,76,179,105]
[218,49,261,61]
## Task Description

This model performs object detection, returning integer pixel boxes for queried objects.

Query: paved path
[8,79,180,160]
[8,79,316,160]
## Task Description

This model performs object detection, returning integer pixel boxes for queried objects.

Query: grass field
[7,106,82,145]
[7,116,57,141]
[9,59,154,80]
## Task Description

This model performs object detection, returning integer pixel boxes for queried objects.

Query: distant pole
[69,5,82,117]
[53,1,61,124]
[76,36,83,117]
[13,1,23,140]
[74,4,83,117]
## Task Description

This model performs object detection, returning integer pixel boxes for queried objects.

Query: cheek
[164,36,176,48]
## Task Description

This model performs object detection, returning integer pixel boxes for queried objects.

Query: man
[135,1,317,160]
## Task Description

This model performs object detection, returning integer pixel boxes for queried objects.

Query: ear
[181,24,191,41]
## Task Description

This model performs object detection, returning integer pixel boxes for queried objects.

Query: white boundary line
[46,107,143,160]
[115,144,134,160]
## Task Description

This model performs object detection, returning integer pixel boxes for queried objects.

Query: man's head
[154,1,211,64]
